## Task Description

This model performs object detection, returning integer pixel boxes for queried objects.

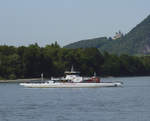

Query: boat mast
[71,65,74,72]
[41,73,43,82]
[94,72,96,77]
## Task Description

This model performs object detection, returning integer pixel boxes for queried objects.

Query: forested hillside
[1,43,150,79]
[65,15,150,55]
[102,14,150,55]
[64,37,109,49]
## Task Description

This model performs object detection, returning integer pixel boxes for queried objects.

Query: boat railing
[51,77,65,81]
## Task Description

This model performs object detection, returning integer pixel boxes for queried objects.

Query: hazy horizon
[0,0,150,47]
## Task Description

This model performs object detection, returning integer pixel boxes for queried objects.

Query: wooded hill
[64,15,150,55]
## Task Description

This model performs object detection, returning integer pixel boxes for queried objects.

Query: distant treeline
[0,43,150,79]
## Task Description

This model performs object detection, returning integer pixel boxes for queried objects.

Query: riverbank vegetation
[1,43,150,79]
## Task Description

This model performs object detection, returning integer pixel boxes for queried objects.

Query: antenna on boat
[71,65,74,72]
[41,73,43,82]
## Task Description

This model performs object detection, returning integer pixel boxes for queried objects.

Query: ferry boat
[20,66,122,88]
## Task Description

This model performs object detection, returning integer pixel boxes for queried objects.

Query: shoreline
[1,76,150,83]
[0,78,43,83]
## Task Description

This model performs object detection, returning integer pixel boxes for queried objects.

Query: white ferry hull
[20,82,122,88]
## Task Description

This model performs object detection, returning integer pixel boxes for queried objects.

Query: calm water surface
[0,77,150,121]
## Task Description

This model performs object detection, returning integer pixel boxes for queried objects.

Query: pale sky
[0,0,150,47]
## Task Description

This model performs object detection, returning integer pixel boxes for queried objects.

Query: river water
[0,77,150,121]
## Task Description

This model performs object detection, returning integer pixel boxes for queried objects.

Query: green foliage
[64,37,109,49]
[8,74,16,80]
[1,43,150,79]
